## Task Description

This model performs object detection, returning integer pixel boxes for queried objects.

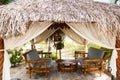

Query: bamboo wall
[0,38,4,80]
[116,38,120,80]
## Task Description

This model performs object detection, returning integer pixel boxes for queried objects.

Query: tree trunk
[115,38,120,80]
[0,38,4,80]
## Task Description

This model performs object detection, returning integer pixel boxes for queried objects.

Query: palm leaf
[114,0,119,4]
[0,0,16,5]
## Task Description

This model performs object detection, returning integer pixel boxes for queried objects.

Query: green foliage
[8,49,23,67]
[114,0,119,4]
[54,42,64,50]
[87,43,101,49]
[51,53,57,59]
[0,0,16,5]
[43,53,57,60]
[76,45,84,50]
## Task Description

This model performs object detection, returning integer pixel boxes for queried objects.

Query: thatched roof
[0,0,120,38]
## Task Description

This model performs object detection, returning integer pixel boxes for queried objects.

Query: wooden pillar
[0,38,4,80]
[48,39,51,52]
[59,49,61,60]
[84,39,88,52]
[115,38,120,80]
[30,39,35,49]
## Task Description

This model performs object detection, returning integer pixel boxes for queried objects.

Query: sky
[94,0,111,3]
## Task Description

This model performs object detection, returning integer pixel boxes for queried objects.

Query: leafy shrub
[87,43,101,49]
[8,49,23,67]
[44,53,57,60]
[51,53,57,59]
[76,45,84,50]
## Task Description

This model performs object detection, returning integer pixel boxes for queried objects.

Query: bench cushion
[77,47,105,66]
[87,47,105,59]
[26,49,52,68]
[27,49,40,60]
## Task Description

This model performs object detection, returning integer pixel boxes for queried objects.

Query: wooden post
[115,38,120,80]
[84,39,88,52]
[0,38,4,80]
[30,39,35,49]
[48,39,51,52]
[59,49,61,60]
[56,48,58,59]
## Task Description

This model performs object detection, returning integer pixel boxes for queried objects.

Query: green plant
[76,45,84,50]
[114,0,119,4]
[43,53,57,60]
[8,49,23,67]
[51,53,57,59]
[87,43,101,49]
[54,42,64,50]
[0,0,16,5]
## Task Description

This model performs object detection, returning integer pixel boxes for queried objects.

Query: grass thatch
[0,0,120,38]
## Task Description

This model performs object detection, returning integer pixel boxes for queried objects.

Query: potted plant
[54,42,64,50]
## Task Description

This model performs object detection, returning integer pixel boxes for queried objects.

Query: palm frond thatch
[0,0,120,38]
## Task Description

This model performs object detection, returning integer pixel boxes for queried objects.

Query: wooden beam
[115,38,120,80]
[0,38,4,80]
